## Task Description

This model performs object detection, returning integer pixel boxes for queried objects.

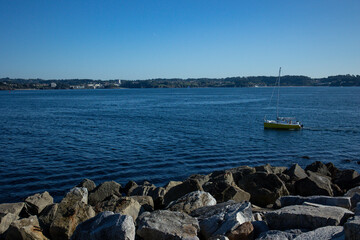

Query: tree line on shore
[0,74,359,90]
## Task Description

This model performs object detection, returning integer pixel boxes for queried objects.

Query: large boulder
[166,191,216,214]
[264,204,354,230]
[76,179,96,192]
[71,211,135,240]
[0,213,18,235]
[137,210,199,240]
[0,202,25,216]
[256,229,305,240]
[129,181,166,209]
[293,226,344,240]
[305,161,332,177]
[334,169,360,191]
[295,171,333,196]
[122,181,138,196]
[25,191,54,216]
[345,186,360,209]
[275,195,351,209]
[226,222,254,240]
[49,188,95,240]
[284,164,307,181]
[88,181,121,206]
[255,164,287,175]
[38,203,58,238]
[129,196,154,212]
[228,166,256,185]
[5,215,48,240]
[163,179,203,206]
[94,196,141,221]
[237,172,289,207]
[190,201,252,239]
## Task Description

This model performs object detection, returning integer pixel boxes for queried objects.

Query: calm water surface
[0,87,359,203]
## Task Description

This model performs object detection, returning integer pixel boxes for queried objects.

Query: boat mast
[276,67,281,119]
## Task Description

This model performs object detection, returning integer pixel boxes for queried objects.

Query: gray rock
[208,236,229,240]
[130,195,154,212]
[345,186,360,209]
[49,188,95,240]
[38,203,58,238]
[295,171,333,196]
[129,182,166,208]
[344,216,360,240]
[122,181,138,196]
[137,210,199,240]
[88,181,121,206]
[256,229,305,240]
[264,204,354,230]
[163,179,203,206]
[76,178,96,192]
[186,174,209,187]
[94,196,141,221]
[166,191,216,214]
[275,195,351,209]
[237,172,289,207]
[25,191,54,215]
[305,161,332,177]
[255,164,287,175]
[0,202,25,216]
[334,169,360,190]
[294,226,344,240]
[66,187,88,204]
[0,213,18,235]
[284,164,307,181]
[71,211,135,240]
[228,166,256,185]
[190,201,252,239]
[5,215,48,240]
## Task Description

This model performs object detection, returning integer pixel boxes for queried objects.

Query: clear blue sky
[0,0,359,80]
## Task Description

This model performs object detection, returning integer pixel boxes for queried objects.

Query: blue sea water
[0,87,359,203]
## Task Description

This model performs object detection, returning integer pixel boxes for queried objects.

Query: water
[0,87,359,203]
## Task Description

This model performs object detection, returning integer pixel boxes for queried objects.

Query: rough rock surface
[344,216,360,240]
[256,229,305,240]
[255,164,287,175]
[237,172,289,207]
[166,191,216,214]
[191,201,252,239]
[38,203,58,237]
[285,164,307,180]
[71,211,135,240]
[295,171,333,196]
[129,195,154,212]
[275,195,351,209]
[76,179,96,192]
[293,226,344,240]
[0,212,18,235]
[0,202,25,216]
[122,180,138,196]
[226,222,254,240]
[49,189,95,240]
[66,187,88,204]
[264,204,354,230]
[305,161,332,177]
[5,215,48,240]
[25,191,54,216]
[163,179,203,206]
[334,169,360,190]
[94,196,141,221]
[137,210,199,240]
[88,181,121,206]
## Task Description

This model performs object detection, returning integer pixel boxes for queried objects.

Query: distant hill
[0,75,359,90]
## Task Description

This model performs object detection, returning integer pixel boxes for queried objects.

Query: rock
[284,164,307,180]
[295,171,333,196]
[293,226,344,240]
[49,188,95,240]
[190,201,252,239]
[229,166,256,184]
[264,204,354,230]
[71,211,135,240]
[130,195,154,212]
[5,215,48,240]
[38,203,58,238]
[25,191,54,215]
[344,216,360,240]
[122,181,138,196]
[186,174,209,187]
[256,229,305,240]
[237,172,289,207]
[251,221,269,238]
[129,182,166,209]
[0,213,18,235]
[305,161,331,177]
[275,195,351,209]
[255,164,287,175]
[76,179,96,192]
[334,169,360,190]
[0,202,25,216]
[164,180,183,191]
[88,181,121,206]
[163,179,203,206]
[137,210,199,240]
[226,222,253,240]
[166,191,216,214]
[94,196,141,221]
[208,236,229,240]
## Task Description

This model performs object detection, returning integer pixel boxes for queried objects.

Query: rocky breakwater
[0,161,360,240]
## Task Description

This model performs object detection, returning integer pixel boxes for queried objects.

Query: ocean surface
[0,87,359,203]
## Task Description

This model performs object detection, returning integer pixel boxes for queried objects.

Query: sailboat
[264,67,303,130]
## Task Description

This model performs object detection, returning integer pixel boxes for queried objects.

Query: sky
[0,0,359,80]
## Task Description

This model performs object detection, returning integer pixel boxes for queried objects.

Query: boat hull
[264,122,302,130]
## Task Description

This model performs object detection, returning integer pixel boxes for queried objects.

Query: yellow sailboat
[264,67,303,130]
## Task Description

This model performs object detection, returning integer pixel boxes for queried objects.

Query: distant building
[50,83,57,88]
[118,80,122,85]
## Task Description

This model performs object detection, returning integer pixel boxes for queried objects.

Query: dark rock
[345,187,360,210]
[237,172,289,207]
[285,164,307,181]
[163,179,203,206]
[24,191,53,216]
[129,195,154,212]
[76,179,96,192]
[226,222,253,240]
[94,196,141,221]
[88,181,121,206]
[229,166,256,184]
[301,156,310,159]
[137,210,199,240]
[256,229,305,240]
[71,211,135,240]
[186,174,210,187]
[305,161,331,177]
[295,171,333,196]
[121,180,138,196]
[5,215,48,240]
[344,216,360,240]
[264,204,354,230]
[38,203,58,238]
[251,221,269,238]
[334,169,360,191]
[275,195,351,209]
[325,162,340,178]
[294,226,344,240]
